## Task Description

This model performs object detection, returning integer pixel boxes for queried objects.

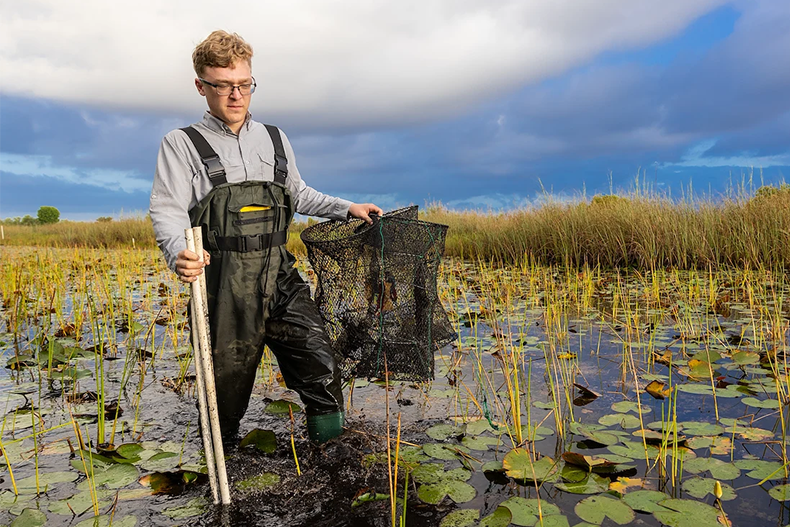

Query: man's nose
[229,87,243,99]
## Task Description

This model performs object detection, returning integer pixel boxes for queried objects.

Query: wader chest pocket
[233,205,273,226]
[228,196,275,233]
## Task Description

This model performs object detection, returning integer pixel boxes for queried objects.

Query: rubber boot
[307,412,345,443]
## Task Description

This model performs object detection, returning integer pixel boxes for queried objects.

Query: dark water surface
[1,248,789,526]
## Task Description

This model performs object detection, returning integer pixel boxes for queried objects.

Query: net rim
[300,205,449,247]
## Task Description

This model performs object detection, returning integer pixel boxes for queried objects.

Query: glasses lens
[214,84,254,95]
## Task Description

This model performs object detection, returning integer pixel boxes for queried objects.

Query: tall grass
[421,186,790,270]
[1,218,156,249]
[3,185,788,269]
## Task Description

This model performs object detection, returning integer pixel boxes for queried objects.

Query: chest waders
[182,125,344,443]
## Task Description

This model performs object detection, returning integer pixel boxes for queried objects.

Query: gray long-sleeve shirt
[149,112,352,271]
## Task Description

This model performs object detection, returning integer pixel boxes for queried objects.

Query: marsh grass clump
[420,183,790,269]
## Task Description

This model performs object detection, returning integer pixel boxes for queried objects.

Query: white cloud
[0,152,150,193]
[0,0,727,128]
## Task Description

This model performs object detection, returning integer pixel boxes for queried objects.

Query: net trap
[301,206,457,381]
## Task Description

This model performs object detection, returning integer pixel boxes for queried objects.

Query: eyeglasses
[199,77,257,96]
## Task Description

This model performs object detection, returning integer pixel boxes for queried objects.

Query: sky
[1,0,789,220]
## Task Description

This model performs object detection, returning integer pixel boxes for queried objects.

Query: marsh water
[1,247,789,526]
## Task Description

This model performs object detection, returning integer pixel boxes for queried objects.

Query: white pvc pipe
[189,293,218,504]
[186,227,231,504]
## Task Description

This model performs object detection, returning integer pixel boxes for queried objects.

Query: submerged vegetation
[2,182,789,270]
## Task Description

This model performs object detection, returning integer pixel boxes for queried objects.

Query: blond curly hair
[192,30,253,76]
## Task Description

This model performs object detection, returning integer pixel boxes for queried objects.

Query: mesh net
[300,206,457,381]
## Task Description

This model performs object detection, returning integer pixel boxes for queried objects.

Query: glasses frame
[199,76,257,96]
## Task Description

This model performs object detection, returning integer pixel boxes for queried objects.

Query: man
[149,30,381,443]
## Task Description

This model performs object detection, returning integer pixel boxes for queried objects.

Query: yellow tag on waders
[239,206,271,213]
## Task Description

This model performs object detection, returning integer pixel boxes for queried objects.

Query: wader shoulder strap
[180,126,228,186]
[264,124,288,185]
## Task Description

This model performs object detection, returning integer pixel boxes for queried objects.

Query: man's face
[195,60,253,132]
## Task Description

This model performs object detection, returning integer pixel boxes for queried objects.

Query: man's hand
[348,203,384,224]
[176,249,211,283]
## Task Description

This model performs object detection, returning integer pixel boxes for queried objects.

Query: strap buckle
[274,154,288,180]
[203,155,226,184]
[240,235,262,252]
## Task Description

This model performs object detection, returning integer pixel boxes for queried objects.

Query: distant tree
[96,216,113,223]
[22,215,38,225]
[37,206,60,224]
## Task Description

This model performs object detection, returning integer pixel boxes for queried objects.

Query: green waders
[185,128,344,444]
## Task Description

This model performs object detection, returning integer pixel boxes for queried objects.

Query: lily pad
[49,490,114,515]
[732,351,760,365]
[569,423,619,445]
[503,450,558,482]
[686,436,733,455]
[611,401,651,414]
[500,497,561,526]
[737,427,774,441]
[162,497,209,519]
[412,463,470,484]
[768,484,790,501]
[741,397,777,409]
[115,443,145,460]
[461,435,499,451]
[520,424,554,442]
[417,479,476,504]
[10,509,47,527]
[676,384,714,396]
[138,451,180,472]
[653,498,726,527]
[92,463,140,489]
[561,452,617,472]
[465,418,495,436]
[264,399,302,415]
[554,473,610,494]
[426,423,465,441]
[598,413,641,429]
[439,509,479,527]
[479,506,512,527]
[574,495,635,525]
[621,490,671,513]
[679,421,724,436]
[482,460,504,472]
[351,492,389,508]
[683,457,740,480]
[16,471,79,494]
[139,470,206,495]
[423,443,466,460]
[682,477,736,501]
[239,429,277,454]
[645,380,671,399]
[236,472,281,492]
[608,440,650,460]
[734,459,785,480]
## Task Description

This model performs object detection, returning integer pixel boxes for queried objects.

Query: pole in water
[185,227,231,504]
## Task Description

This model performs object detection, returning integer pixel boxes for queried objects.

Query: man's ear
[195,78,206,96]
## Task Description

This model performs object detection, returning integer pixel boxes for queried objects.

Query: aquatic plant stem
[383,356,397,527]
[0,437,18,495]
[288,406,301,476]
[393,412,402,527]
